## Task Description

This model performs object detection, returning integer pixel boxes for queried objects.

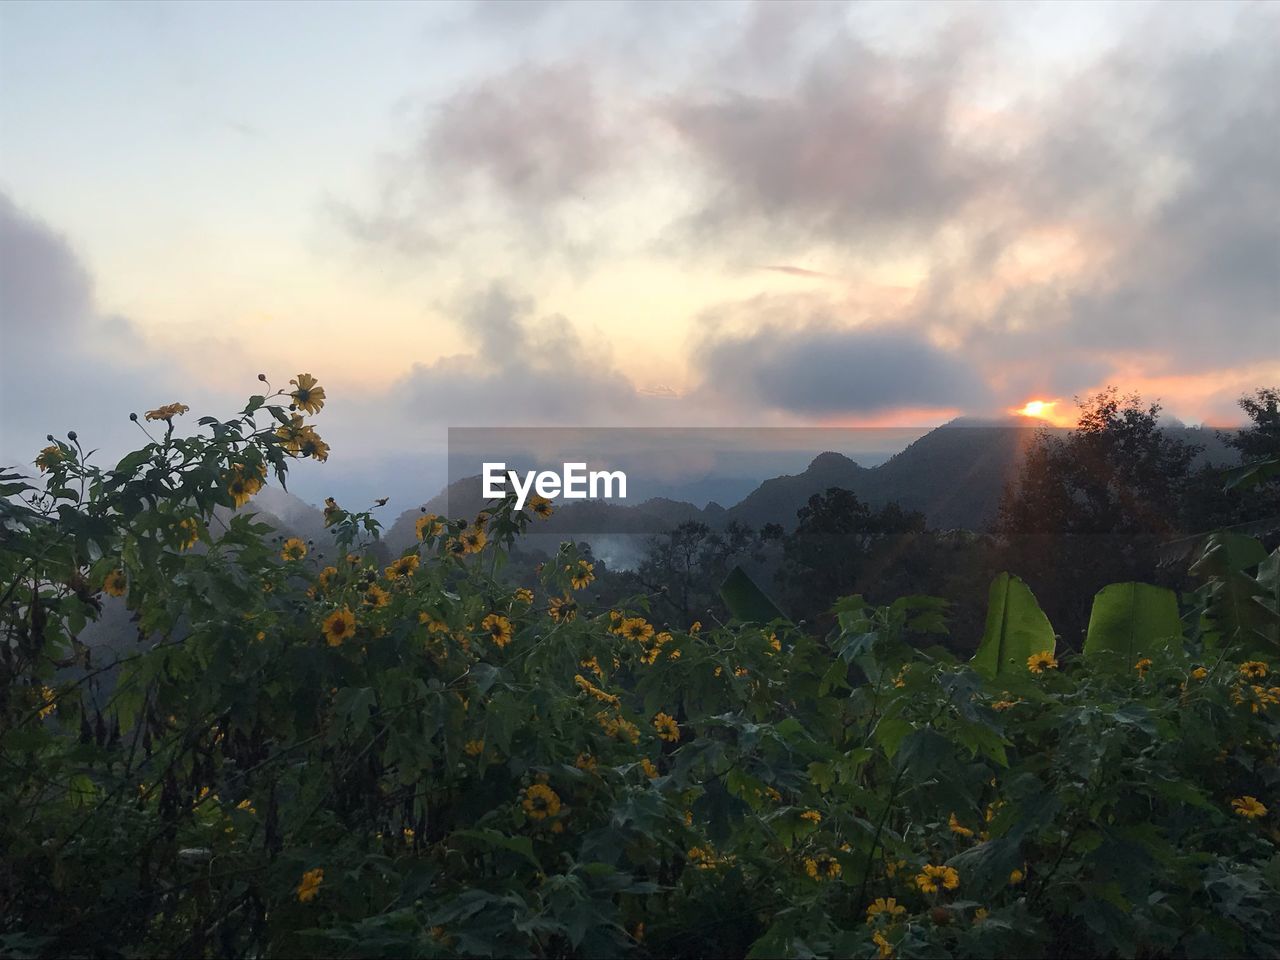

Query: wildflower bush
[2,379,1278,958]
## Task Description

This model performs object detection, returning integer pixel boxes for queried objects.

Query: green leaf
[719,565,787,624]
[1083,582,1182,668]
[1224,455,1280,491]
[1191,532,1268,579]
[971,573,1055,678]
[451,829,542,869]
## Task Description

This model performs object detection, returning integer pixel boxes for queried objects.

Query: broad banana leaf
[719,565,787,624]
[1083,582,1182,668]
[972,573,1055,677]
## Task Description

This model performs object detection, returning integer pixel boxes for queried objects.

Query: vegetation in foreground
[2,377,1278,958]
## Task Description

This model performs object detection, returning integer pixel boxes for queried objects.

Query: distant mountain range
[240,419,1240,564]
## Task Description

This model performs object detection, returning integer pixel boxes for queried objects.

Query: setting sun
[1016,399,1056,419]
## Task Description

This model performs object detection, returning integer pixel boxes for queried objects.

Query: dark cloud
[426,63,620,205]
[0,192,94,340]
[761,264,832,279]
[695,319,987,416]
[1056,30,1280,369]
[388,281,652,428]
[665,22,997,250]
[0,193,182,465]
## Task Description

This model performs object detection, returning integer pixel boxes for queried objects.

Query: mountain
[367,420,1249,556]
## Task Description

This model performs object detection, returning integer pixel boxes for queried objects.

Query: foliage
[3,382,1279,959]
[1082,583,1182,669]
[972,574,1055,679]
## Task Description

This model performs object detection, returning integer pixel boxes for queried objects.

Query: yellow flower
[620,617,654,643]
[444,537,468,559]
[34,445,66,472]
[1231,795,1268,819]
[1190,666,1209,681]
[384,554,420,580]
[464,739,484,757]
[689,620,701,634]
[322,607,356,646]
[514,587,534,605]
[800,810,822,823]
[575,752,597,772]
[580,656,602,677]
[916,864,960,894]
[522,783,561,821]
[289,373,326,415]
[482,613,513,649]
[274,414,329,461]
[144,402,189,422]
[414,513,441,541]
[768,632,782,653]
[37,685,57,720]
[363,584,391,608]
[573,674,619,706]
[873,930,893,959]
[225,465,265,508]
[527,494,554,519]
[549,595,578,624]
[461,529,487,554]
[948,812,974,838]
[653,711,680,742]
[103,568,128,597]
[323,497,342,527]
[296,867,324,903]
[1009,868,1025,884]
[281,538,307,561]
[1240,661,1269,680]
[317,566,338,590]
[1134,657,1153,678]
[236,799,256,815]
[973,907,989,925]
[866,897,906,924]
[804,853,842,881]
[640,757,659,779]
[687,846,722,870]
[176,517,199,550]
[991,699,1019,711]
[1027,650,1058,674]
[570,560,595,591]
[638,631,671,665]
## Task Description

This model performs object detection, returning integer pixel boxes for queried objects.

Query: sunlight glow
[1018,400,1053,418]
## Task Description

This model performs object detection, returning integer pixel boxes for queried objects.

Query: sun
[1017,400,1055,419]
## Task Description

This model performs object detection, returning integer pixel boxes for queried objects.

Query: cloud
[387,281,653,428]
[692,308,987,416]
[0,193,194,465]
[664,20,999,251]
[425,63,622,205]
[332,62,634,259]
[0,192,95,341]
[760,264,832,280]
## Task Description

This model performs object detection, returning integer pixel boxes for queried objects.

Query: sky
[1,0,1277,506]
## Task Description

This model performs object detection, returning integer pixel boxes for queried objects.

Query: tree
[779,488,928,625]
[635,520,766,626]
[994,388,1202,646]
